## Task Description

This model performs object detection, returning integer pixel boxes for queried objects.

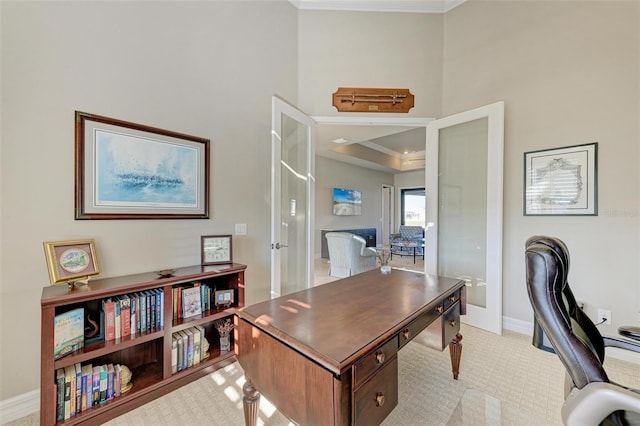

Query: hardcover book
[102,299,116,341]
[182,287,202,319]
[54,308,84,360]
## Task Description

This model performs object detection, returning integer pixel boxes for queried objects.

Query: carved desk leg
[242,379,260,426]
[449,333,463,380]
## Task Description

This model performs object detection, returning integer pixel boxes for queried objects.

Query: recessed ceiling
[315,124,427,173]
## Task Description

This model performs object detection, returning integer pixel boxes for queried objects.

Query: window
[401,188,425,227]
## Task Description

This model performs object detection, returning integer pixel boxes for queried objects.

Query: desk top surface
[237,269,464,374]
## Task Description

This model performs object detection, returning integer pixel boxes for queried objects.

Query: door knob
[275,242,288,249]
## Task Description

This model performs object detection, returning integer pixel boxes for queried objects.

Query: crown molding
[289,0,466,13]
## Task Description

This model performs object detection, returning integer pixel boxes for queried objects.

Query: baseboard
[0,389,39,424]
[502,315,640,364]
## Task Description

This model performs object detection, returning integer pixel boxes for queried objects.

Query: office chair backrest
[525,236,609,390]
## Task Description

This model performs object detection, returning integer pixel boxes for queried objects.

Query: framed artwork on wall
[75,111,210,219]
[524,142,598,216]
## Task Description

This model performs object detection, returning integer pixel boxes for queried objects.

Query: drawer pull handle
[376,392,385,407]
[449,319,456,327]
[375,350,385,364]
[402,329,410,340]
[449,295,456,302]
[436,305,443,314]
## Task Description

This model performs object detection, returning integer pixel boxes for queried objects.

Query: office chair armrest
[603,336,640,353]
[562,382,640,426]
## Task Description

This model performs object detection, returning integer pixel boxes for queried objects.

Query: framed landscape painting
[524,142,598,216]
[75,111,210,219]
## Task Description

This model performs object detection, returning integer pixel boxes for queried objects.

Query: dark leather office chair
[525,236,640,426]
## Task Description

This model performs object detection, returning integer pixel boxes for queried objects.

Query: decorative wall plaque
[332,87,414,113]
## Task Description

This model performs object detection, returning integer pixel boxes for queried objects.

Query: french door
[425,102,504,334]
[270,96,315,298]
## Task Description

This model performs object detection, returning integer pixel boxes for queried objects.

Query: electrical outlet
[597,308,611,325]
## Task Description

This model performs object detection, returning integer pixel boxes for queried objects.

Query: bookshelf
[40,263,246,426]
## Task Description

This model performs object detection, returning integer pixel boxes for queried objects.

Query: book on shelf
[195,324,207,360]
[81,364,93,410]
[130,294,137,336]
[182,286,202,319]
[192,327,201,365]
[55,368,65,422]
[99,365,108,404]
[102,299,116,341]
[63,365,74,419]
[185,328,194,368]
[54,307,84,360]
[74,362,82,415]
[175,332,184,372]
[118,295,131,338]
[139,291,147,332]
[107,363,115,400]
[114,300,121,340]
[92,366,100,407]
[114,364,122,397]
[171,335,178,374]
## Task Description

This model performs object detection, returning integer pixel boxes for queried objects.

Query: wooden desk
[235,269,466,425]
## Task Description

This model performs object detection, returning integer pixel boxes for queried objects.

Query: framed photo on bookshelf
[214,289,234,308]
[43,239,101,285]
[201,235,232,265]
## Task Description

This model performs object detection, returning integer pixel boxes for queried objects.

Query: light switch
[235,223,247,235]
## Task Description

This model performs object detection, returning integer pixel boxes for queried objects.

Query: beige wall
[443,0,640,327]
[0,0,298,400]
[297,10,444,117]
[315,156,394,255]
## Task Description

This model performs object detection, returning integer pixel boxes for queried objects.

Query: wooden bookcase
[40,263,246,426]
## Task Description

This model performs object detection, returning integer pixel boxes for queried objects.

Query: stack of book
[102,288,164,342]
[172,282,213,320]
[54,362,125,422]
[171,326,207,374]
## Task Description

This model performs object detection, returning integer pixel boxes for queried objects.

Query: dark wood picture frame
[201,235,233,265]
[75,111,210,220]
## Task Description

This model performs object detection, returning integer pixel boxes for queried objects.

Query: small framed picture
[201,235,232,265]
[43,239,101,285]
[214,289,234,308]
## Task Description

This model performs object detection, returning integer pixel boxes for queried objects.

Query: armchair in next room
[390,225,424,255]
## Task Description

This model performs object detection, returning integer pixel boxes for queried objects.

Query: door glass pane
[280,113,308,296]
[438,118,488,308]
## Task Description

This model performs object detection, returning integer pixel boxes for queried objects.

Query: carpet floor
[8,323,639,425]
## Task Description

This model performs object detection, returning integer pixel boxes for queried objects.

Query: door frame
[425,101,505,334]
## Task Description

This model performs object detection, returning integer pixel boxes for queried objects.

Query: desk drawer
[443,289,460,311]
[399,307,440,348]
[353,337,398,388]
[420,301,461,351]
[353,355,398,425]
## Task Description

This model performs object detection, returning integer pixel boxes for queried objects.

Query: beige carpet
[8,324,639,426]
